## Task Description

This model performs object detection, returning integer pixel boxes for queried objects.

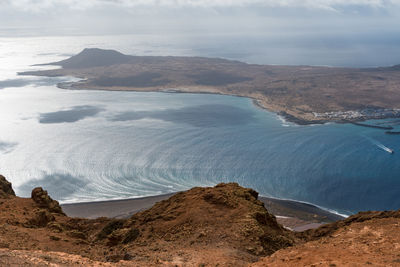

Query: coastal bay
[21,48,400,124]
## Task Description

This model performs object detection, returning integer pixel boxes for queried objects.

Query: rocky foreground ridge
[1,175,400,266]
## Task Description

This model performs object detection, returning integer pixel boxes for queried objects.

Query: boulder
[0,175,15,198]
[28,209,55,227]
[31,187,65,215]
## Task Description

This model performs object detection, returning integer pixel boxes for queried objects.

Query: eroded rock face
[0,175,15,198]
[127,182,297,256]
[31,187,65,215]
[27,209,55,227]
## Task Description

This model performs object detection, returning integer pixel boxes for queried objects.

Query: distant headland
[20,48,400,125]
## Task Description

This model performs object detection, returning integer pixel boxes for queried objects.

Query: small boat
[386,148,395,154]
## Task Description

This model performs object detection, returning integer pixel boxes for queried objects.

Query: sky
[1,0,400,66]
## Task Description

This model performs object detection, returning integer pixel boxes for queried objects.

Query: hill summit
[53,48,131,69]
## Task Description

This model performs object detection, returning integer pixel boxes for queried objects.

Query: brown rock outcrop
[31,187,65,215]
[0,175,15,198]
[27,209,55,227]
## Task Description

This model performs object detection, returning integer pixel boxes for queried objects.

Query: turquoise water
[0,36,399,215]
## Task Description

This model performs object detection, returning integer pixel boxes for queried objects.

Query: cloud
[2,0,400,12]
[0,141,17,154]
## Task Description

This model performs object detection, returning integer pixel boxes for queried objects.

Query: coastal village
[312,108,400,121]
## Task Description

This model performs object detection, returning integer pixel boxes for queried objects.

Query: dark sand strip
[61,194,345,231]
[61,193,174,219]
[261,197,344,222]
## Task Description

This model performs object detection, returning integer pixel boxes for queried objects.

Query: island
[20,48,400,124]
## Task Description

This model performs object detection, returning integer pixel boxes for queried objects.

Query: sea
[0,35,399,215]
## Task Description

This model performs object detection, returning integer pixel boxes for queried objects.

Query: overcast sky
[2,0,400,34]
[1,0,400,66]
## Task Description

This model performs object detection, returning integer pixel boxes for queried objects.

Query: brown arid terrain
[0,174,297,266]
[1,174,400,266]
[20,48,400,124]
[253,211,400,267]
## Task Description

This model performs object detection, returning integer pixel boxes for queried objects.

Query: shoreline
[57,80,400,127]
[61,192,345,232]
[17,72,400,126]
[18,47,400,127]
[56,80,317,126]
